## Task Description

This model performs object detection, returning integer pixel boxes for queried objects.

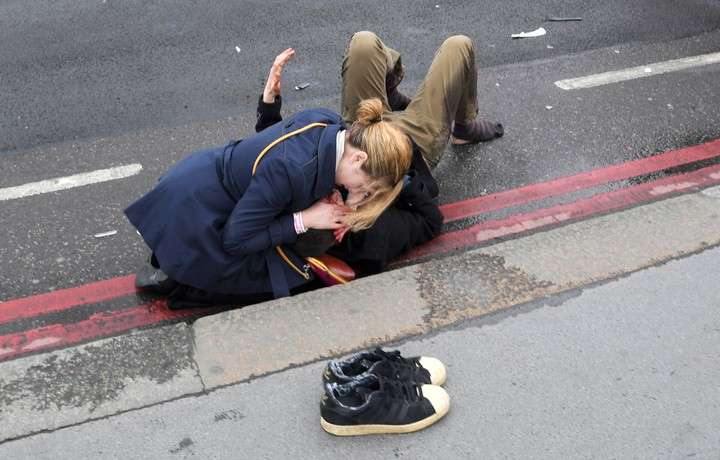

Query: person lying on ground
[256,32,504,275]
[125,88,412,308]
[255,48,443,276]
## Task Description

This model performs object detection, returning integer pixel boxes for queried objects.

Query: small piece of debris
[545,105,553,110]
[294,82,310,91]
[94,230,118,238]
[511,27,546,39]
[546,45,554,49]
[235,46,241,53]
[546,16,582,22]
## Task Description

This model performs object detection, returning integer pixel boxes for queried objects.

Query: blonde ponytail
[345,98,412,231]
[354,98,384,126]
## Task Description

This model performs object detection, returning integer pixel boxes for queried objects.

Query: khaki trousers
[341,31,479,168]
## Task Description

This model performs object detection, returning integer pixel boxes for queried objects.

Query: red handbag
[306,254,356,286]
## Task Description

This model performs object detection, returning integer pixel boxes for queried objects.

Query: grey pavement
[1,186,718,444]
[3,241,719,459]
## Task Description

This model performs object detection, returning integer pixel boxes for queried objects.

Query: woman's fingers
[333,226,350,242]
[263,48,295,102]
[274,48,295,69]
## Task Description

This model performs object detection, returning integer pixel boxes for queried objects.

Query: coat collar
[314,123,344,199]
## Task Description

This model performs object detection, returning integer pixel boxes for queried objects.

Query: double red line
[2,139,720,361]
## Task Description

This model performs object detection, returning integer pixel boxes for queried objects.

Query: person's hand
[325,189,345,206]
[263,48,295,103]
[324,190,350,240]
[333,225,350,242]
[301,199,350,230]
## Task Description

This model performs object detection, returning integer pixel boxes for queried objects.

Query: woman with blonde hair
[125,69,411,307]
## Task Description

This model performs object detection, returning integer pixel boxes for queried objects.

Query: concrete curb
[1,187,719,441]
[194,187,720,389]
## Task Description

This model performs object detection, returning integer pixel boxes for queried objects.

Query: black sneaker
[320,374,450,436]
[323,348,446,386]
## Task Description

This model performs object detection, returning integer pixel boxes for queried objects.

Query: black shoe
[451,119,504,144]
[323,348,447,386]
[134,261,177,295]
[320,374,450,436]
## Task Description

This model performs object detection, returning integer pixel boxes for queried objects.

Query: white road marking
[701,185,720,198]
[555,51,720,90]
[0,164,142,201]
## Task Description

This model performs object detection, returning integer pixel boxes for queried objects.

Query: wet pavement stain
[417,252,554,327]
[0,326,194,412]
[169,437,194,454]
[214,408,245,423]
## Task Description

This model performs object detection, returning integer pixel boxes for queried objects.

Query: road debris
[294,82,310,91]
[94,230,117,238]
[546,16,582,22]
[511,27,546,39]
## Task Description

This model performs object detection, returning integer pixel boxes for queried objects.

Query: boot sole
[320,404,449,436]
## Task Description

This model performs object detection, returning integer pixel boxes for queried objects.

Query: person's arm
[255,94,283,133]
[222,159,347,255]
[255,48,295,132]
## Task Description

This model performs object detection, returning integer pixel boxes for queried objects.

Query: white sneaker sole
[320,385,450,436]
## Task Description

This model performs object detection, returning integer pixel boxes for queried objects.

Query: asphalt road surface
[2,0,720,301]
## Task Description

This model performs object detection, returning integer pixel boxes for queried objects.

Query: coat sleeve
[255,95,283,132]
[221,157,298,255]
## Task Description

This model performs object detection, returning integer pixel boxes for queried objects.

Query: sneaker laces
[373,348,421,370]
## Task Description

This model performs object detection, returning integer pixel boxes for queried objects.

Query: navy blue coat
[125,108,344,297]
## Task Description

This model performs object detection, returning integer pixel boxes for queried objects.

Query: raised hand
[263,48,295,103]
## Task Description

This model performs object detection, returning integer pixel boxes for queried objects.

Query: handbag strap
[306,256,349,284]
[253,122,328,280]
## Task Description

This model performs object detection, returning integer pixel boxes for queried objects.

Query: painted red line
[398,163,720,262]
[2,139,719,332]
[439,139,720,223]
[0,300,221,362]
[0,275,137,325]
[4,163,720,362]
